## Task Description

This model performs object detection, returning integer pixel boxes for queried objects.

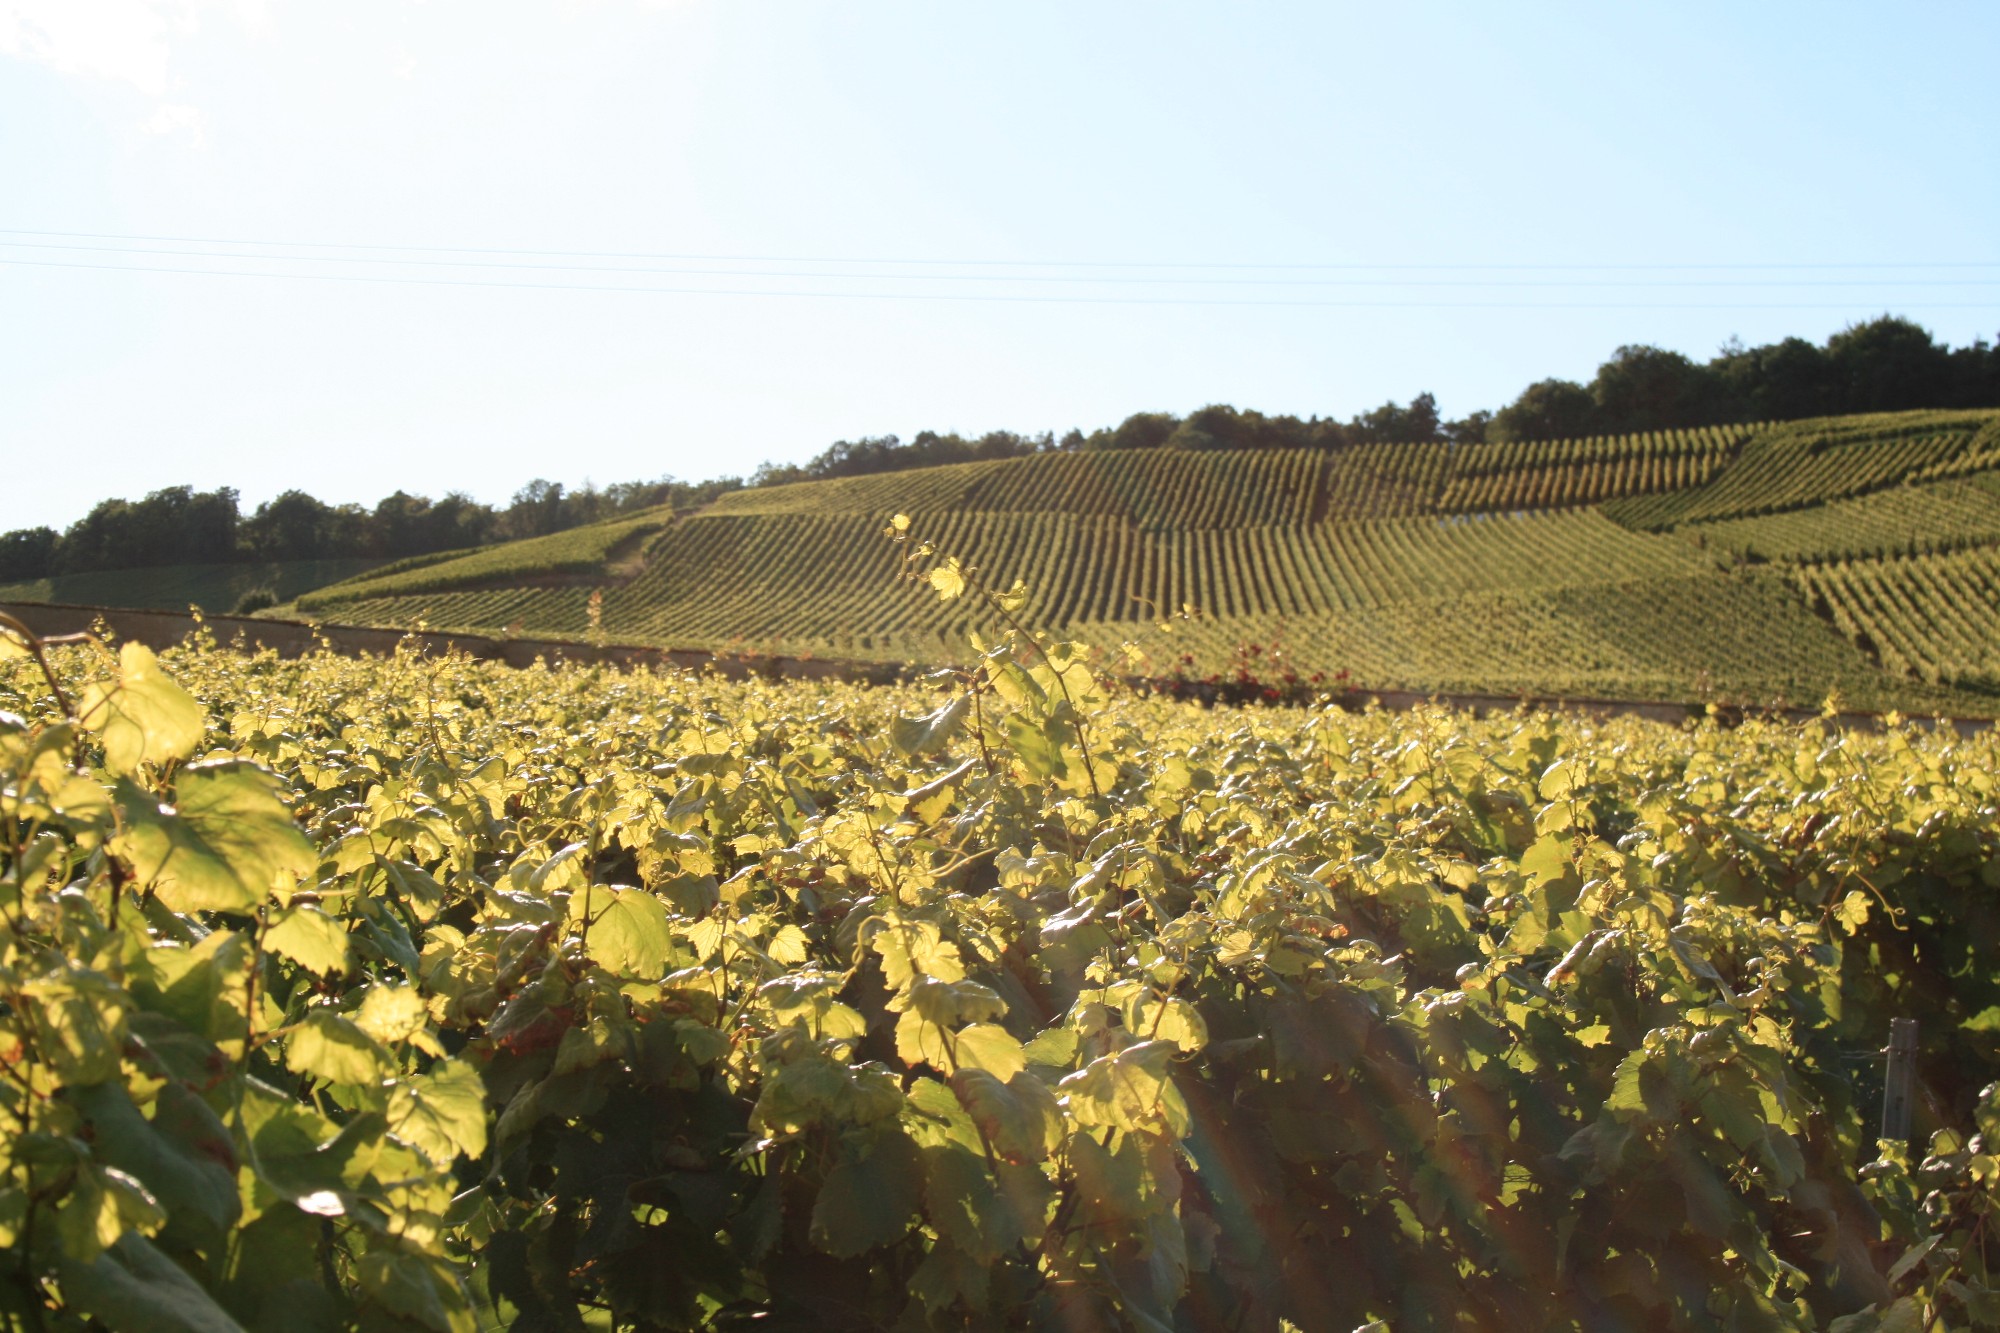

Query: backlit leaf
[264,904,351,977]
[584,886,674,977]
[81,642,206,775]
[386,1058,489,1166]
[117,761,315,913]
[927,558,967,602]
[286,1011,389,1087]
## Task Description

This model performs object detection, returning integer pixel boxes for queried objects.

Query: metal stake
[1882,1018,1918,1145]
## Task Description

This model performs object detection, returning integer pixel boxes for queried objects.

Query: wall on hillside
[0,600,905,684]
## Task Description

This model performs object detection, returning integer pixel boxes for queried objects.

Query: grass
[298,513,669,609]
[0,558,387,613]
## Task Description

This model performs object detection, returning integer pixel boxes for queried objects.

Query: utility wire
[5,255,2000,310]
[3,239,1999,288]
[2,226,1999,273]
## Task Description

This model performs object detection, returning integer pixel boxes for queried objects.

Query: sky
[3,1,1998,532]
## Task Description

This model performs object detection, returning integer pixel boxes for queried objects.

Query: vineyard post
[1882,1017,1919,1145]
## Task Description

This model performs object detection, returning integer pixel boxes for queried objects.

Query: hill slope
[291,409,2000,711]
[0,557,385,614]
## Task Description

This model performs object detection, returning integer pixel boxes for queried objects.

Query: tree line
[6,315,1996,583]
[0,476,740,582]
[758,316,2000,485]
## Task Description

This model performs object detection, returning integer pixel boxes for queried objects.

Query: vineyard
[705,426,1752,527]
[1683,474,2000,565]
[1601,411,1998,530]
[266,407,2000,714]
[1084,571,1910,708]
[310,507,1710,643]
[4,600,2000,1331]
[1799,546,2000,689]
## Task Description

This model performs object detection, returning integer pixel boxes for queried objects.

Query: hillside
[0,556,385,614]
[290,408,2000,711]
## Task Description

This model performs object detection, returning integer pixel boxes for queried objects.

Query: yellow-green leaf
[584,887,673,978]
[386,1058,488,1166]
[263,905,351,977]
[927,558,966,602]
[81,642,206,775]
[1058,1040,1188,1136]
[286,1011,389,1086]
[949,1067,1063,1164]
[952,1023,1027,1081]
[354,985,428,1046]
[117,761,315,913]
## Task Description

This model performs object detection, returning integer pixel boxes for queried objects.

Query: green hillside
[290,408,2000,711]
[0,557,385,613]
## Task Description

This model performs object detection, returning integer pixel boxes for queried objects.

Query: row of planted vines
[1434,425,1746,515]
[4,547,2000,1330]
[1607,412,1999,530]
[709,427,1764,530]
[1684,474,2000,566]
[1801,546,2000,690]
[315,507,1709,651]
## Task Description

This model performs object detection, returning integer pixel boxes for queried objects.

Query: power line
[2,226,1999,274]
[4,239,2000,289]
[6,255,2000,310]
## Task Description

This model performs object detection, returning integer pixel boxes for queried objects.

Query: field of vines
[5,582,2000,1332]
[210,407,2000,714]
[1682,474,2000,565]
[713,426,1758,529]
[1604,412,1999,531]
[322,509,1708,640]
[1800,546,2000,690]
[1079,569,1979,712]
[1432,426,1748,515]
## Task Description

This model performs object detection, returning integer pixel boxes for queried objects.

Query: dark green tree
[0,526,58,581]
[1490,378,1597,442]
[1588,345,1717,433]
[1826,315,1951,413]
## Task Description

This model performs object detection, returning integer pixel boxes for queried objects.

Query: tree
[56,485,239,573]
[1711,336,1833,423]
[1490,379,1596,442]
[1588,345,1715,433]
[0,526,57,581]
[1095,412,1180,452]
[1826,315,1950,413]
[241,490,341,562]
[505,479,569,539]
[1444,410,1491,444]
[1346,392,1445,445]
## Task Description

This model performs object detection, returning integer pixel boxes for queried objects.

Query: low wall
[2,599,1989,734]
[0,600,906,685]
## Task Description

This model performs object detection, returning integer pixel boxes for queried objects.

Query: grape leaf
[927,559,967,601]
[387,1059,489,1166]
[59,1234,249,1333]
[117,761,315,913]
[286,1011,390,1086]
[952,1023,1027,1081]
[263,904,352,977]
[584,886,673,977]
[809,1129,923,1257]
[81,642,206,775]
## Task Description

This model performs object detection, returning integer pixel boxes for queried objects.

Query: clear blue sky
[3,1,1997,531]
